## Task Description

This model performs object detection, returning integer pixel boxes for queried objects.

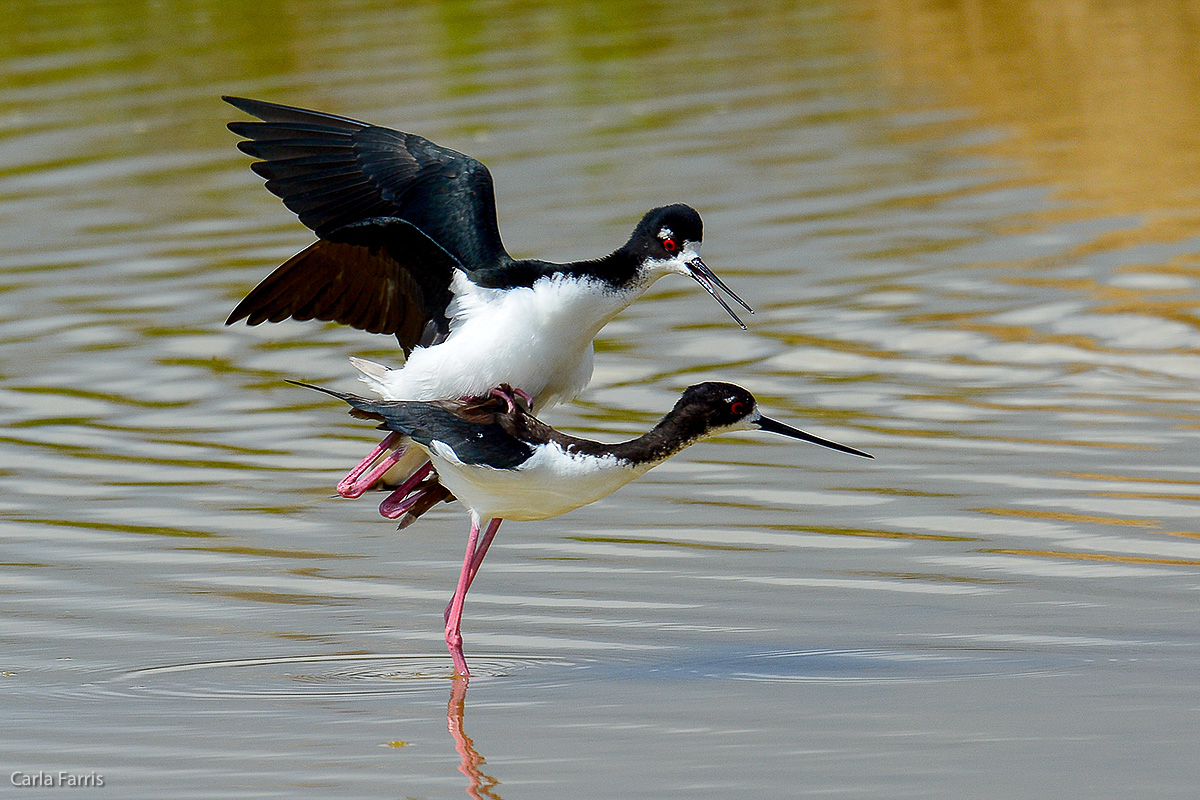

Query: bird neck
[506,406,709,469]
[471,250,644,294]
[559,250,644,292]
[605,410,710,466]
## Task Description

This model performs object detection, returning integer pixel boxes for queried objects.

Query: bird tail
[287,380,390,424]
[349,356,392,396]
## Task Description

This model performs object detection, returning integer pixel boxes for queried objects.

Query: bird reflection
[447,676,503,800]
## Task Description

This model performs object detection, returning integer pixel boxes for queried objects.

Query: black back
[294,379,869,482]
[292,382,534,470]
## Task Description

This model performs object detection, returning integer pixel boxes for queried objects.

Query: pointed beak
[755,415,873,459]
[686,257,754,330]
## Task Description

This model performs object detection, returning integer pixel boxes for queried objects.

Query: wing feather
[224,96,507,267]
[225,97,517,348]
[227,218,456,352]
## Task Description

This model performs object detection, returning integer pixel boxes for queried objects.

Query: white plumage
[428,440,641,522]
[352,248,702,411]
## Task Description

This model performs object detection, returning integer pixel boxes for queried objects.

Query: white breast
[365,272,644,410]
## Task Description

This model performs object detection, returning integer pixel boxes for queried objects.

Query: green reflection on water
[18,518,216,538]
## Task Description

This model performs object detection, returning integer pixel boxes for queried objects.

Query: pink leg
[382,485,438,525]
[445,517,487,677]
[445,519,502,623]
[337,433,407,498]
[467,519,502,592]
[378,461,434,518]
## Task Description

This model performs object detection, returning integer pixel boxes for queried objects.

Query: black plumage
[226,96,505,268]
[293,382,535,470]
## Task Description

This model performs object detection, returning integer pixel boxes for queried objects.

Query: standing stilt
[445,515,488,676]
[295,380,872,674]
[445,518,503,623]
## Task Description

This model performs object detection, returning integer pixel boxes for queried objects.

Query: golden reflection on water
[978,506,1163,530]
[866,0,1200,397]
[870,0,1200,250]
[761,523,977,542]
[988,548,1200,567]
[844,0,1200,550]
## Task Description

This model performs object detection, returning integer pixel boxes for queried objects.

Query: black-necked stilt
[223,96,752,518]
[292,380,872,677]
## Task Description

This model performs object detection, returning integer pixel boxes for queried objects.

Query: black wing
[224,96,510,351]
[226,218,457,353]
[292,382,534,470]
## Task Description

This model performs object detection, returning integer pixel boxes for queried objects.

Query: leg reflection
[447,676,503,800]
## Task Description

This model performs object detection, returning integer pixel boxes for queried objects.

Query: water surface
[3,1,1200,797]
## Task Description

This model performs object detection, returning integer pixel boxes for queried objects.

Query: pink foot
[447,628,470,677]
[377,461,434,518]
[480,385,534,414]
[489,386,518,413]
[337,433,406,498]
[512,387,534,407]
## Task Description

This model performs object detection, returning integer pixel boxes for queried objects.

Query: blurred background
[3,1,1200,797]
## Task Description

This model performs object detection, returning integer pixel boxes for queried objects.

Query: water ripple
[98,653,577,699]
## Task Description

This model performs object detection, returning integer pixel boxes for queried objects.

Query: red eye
[730,401,745,415]
[662,238,678,253]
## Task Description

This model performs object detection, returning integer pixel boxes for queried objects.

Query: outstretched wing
[224,96,509,351]
[226,218,457,354]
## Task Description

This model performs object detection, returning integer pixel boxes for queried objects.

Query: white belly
[428,442,651,522]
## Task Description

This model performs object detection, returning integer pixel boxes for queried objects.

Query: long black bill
[687,257,754,330]
[756,415,873,459]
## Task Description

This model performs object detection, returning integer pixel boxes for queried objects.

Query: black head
[672,382,873,458]
[625,204,704,257]
[672,382,758,431]
[622,205,753,329]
